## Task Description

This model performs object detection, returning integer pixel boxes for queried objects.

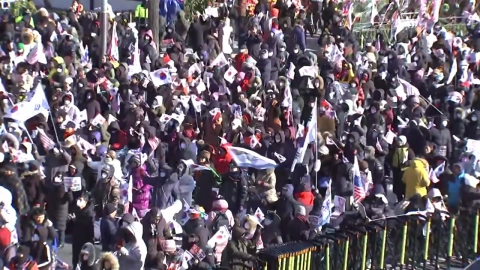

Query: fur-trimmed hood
[98,252,119,270]
[455,107,466,119]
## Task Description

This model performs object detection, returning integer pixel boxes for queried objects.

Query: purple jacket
[131,166,152,211]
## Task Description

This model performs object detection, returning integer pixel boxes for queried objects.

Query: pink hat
[212,199,228,210]
[161,239,176,252]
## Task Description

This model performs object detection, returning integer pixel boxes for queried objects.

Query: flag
[150,68,172,87]
[395,77,420,100]
[370,0,379,24]
[190,96,205,113]
[281,86,293,125]
[320,178,332,225]
[223,66,237,83]
[227,146,277,170]
[274,152,286,163]
[210,53,228,67]
[108,21,119,61]
[294,101,317,168]
[353,156,366,202]
[81,45,89,65]
[28,83,50,112]
[4,101,46,123]
[148,136,160,152]
[37,128,55,150]
[77,137,96,153]
[447,58,457,84]
[429,162,445,183]
[326,137,335,145]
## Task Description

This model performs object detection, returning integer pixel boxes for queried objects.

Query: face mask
[180,142,186,149]
[371,108,377,114]
[275,135,281,142]
[145,37,151,42]
[442,120,448,126]
[280,48,286,52]
[77,200,84,207]
[260,53,268,59]
[64,100,71,105]
[268,52,273,57]
[57,68,62,73]
[101,172,108,178]
[293,49,299,54]
[160,172,166,177]
[54,177,62,183]
[86,94,92,99]
[472,116,478,121]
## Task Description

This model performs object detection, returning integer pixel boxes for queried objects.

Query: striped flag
[27,45,38,65]
[148,136,160,152]
[37,128,55,150]
[353,157,366,203]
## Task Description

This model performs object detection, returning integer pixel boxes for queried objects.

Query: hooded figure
[177,160,196,206]
[77,242,98,270]
[46,172,74,247]
[402,158,430,199]
[117,222,147,270]
[72,195,95,267]
[0,163,29,216]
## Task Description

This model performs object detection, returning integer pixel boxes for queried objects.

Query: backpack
[212,212,230,233]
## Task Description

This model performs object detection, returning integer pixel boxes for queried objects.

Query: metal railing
[258,208,480,270]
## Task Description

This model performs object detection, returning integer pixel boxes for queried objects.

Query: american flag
[353,157,366,202]
[27,45,38,65]
[38,128,55,150]
[148,136,160,152]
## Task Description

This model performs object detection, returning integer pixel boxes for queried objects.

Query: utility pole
[148,0,160,50]
[100,0,109,66]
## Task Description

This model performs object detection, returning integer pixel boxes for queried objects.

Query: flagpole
[315,100,318,189]
[48,111,61,144]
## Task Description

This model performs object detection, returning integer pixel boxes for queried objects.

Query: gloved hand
[119,246,129,256]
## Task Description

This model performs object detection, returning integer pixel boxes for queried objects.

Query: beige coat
[256,170,278,203]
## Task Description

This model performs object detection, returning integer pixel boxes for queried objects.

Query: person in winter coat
[429,116,452,158]
[448,163,466,211]
[392,136,415,201]
[255,168,278,204]
[141,207,171,256]
[44,147,72,184]
[91,164,120,216]
[0,163,29,216]
[77,242,98,270]
[0,186,18,249]
[87,150,124,182]
[83,90,101,121]
[221,225,258,270]
[182,208,210,251]
[220,163,248,215]
[144,172,179,210]
[20,163,46,208]
[402,158,430,199]
[72,195,95,267]
[98,252,120,270]
[286,205,310,242]
[21,208,57,270]
[364,146,385,188]
[46,172,74,248]
[274,184,299,241]
[116,222,147,270]
[129,160,152,218]
[177,161,196,207]
[100,203,118,252]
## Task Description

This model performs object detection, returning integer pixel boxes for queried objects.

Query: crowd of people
[0,0,479,269]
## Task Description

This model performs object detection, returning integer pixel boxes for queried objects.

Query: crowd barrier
[258,208,480,270]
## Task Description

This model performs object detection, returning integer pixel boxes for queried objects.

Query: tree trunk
[148,0,160,51]
[43,0,53,9]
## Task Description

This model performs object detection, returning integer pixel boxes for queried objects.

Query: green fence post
[446,216,456,269]
[399,222,409,269]
[423,218,431,270]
